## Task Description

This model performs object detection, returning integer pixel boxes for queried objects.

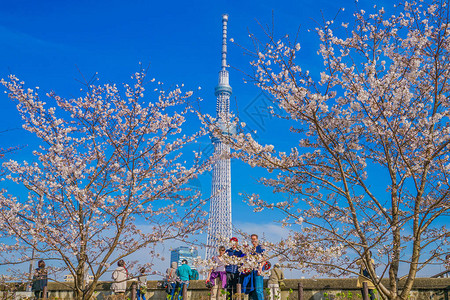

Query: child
[137,267,147,300]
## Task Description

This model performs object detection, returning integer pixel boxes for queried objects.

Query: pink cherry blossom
[208,1,450,299]
[0,69,210,300]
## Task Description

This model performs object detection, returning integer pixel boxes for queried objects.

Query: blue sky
[0,0,365,215]
[1,0,446,279]
[0,0,350,234]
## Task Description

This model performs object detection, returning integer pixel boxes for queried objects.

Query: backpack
[189,269,199,280]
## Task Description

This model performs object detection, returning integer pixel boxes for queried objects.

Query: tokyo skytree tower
[206,14,235,259]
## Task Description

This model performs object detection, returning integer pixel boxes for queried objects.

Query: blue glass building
[170,246,198,267]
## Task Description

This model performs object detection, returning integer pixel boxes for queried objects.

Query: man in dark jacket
[226,237,244,299]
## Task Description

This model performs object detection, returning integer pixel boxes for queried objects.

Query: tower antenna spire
[206,14,234,260]
[221,14,228,70]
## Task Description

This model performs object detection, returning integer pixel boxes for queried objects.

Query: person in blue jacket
[249,234,265,300]
[176,259,192,300]
[241,234,266,300]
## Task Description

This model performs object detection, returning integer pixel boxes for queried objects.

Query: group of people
[29,247,377,300]
[205,234,285,300]
[164,259,198,299]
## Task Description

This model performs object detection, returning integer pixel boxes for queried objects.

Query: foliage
[0,129,22,177]
[193,239,268,276]
[209,0,450,299]
[0,69,209,300]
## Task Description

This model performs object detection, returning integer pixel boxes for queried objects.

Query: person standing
[356,252,376,300]
[207,246,227,300]
[137,267,147,300]
[165,261,178,299]
[176,259,192,300]
[111,259,129,297]
[31,260,48,300]
[249,234,265,300]
[225,237,243,299]
[267,263,284,300]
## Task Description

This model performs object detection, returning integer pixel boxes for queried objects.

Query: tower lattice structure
[206,14,235,260]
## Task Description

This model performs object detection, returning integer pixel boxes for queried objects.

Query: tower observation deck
[206,14,235,259]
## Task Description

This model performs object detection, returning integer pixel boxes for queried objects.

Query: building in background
[63,274,93,282]
[170,246,198,267]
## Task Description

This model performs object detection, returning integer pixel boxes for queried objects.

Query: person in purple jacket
[206,246,227,300]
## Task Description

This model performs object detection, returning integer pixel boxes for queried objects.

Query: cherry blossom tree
[0,70,209,299]
[209,1,450,299]
[0,129,22,177]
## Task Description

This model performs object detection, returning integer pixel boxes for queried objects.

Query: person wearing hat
[176,259,192,300]
[225,237,244,299]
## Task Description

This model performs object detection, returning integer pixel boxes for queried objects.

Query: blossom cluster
[193,239,269,276]
[0,70,210,298]
[210,1,450,298]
